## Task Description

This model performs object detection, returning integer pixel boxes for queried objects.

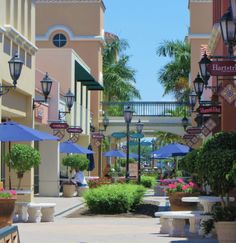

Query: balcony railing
[102,101,189,117]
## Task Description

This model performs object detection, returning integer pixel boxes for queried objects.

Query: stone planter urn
[76,186,89,197]
[0,198,16,228]
[215,221,236,243]
[63,184,76,197]
[168,192,199,211]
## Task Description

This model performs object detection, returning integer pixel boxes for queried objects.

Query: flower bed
[87,177,126,188]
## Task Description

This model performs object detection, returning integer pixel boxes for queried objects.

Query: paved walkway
[14,190,218,243]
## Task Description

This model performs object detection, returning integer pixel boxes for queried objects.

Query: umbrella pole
[8,142,12,190]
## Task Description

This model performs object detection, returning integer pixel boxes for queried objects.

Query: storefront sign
[186,127,202,135]
[67,127,83,133]
[199,105,221,114]
[92,132,104,140]
[183,134,195,140]
[49,122,69,129]
[208,61,236,76]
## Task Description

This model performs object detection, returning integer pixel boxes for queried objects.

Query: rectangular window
[20,48,25,64]
[12,42,18,56]
[3,36,11,55]
[26,53,32,68]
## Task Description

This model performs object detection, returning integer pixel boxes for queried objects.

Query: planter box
[215,221,236,243]
[154,186,167,196]
[63,184,76,197]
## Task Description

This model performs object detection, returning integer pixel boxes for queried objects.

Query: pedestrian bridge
[100,101,191,137]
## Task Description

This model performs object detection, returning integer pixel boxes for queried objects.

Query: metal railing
[102,101,189,117]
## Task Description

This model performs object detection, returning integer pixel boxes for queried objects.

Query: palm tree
[154,131,183,148]
[103,37,141,102]
[156,40,190,102]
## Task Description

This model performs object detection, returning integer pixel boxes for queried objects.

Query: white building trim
[188,33,211,39]
[36,25,104,42]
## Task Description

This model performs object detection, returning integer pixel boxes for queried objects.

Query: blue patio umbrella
[103,149,126,158]
[129,153,144,159]
[0,121,59,142]
[87,144,95,171]
[152,143,190,157]
[60,141,94,154]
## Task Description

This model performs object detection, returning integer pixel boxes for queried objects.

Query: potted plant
[62,154,89,197]
[6,144,40,190]
[0,189,17,228]
[165,178,201,211]
[197,132,236,242]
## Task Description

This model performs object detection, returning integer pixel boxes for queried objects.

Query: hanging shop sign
[49,122,69,129]
[199,105,221,114]
[186,127,202,135]
[92,132,104,140]
[183,134,195,140]
[67,127,83,133]
[207,61,236,76]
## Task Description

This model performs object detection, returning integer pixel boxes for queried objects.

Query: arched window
[53,33,67,48]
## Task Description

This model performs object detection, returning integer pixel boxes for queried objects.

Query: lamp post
[199,52,211,87]
[0,53,24,96]
[102,112,109,131]
[123,106,133,182]
[33,72,53,108]
[58,89,75,120]
[136,119,144,184]
[189,90,197,111]
[193,73,205,102]
[181,117,189,131]
[219,7,236,56]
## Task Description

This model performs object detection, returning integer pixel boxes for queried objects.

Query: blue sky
[103,0,189,101]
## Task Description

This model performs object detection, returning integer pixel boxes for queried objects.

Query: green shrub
[84,184,145,214]
[140,176,156,188]
[62,154,89,171]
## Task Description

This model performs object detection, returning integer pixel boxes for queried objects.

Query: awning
[75,61,103,90]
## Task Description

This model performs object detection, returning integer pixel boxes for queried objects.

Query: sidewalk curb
[55,202,85,217]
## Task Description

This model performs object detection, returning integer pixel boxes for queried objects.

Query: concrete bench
[15,202,30,222]
[27,203,42,223]
[155,211,203,236]
[39,203,56,222]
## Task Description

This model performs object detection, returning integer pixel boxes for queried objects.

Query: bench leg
[159,218,170,234]
[28,207,41,223]
[41,207,55,222]
[169,219,186,237]
[18,205,28,222]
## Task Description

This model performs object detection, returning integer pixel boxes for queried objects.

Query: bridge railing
[102,101,190,117]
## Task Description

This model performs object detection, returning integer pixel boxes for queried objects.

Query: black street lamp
[33,72,53,109]
[199,52,211,87]
[123,106,134,182]
[189,90,197,111]
[220,7,236,56]
[0,53,24,96]
[136,119,144,184]
[193,73,205,101]
[103,113,109,131]
[182,117,189,131]
[58,89,75,120]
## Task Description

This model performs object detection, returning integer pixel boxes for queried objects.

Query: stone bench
[15,202,30,222]
[39,203,56,222]
[26,203,56,223]
[155,211,203,236]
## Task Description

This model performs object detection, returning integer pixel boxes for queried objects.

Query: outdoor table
[182,196,235,213]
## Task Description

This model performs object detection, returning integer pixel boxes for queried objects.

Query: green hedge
[84,184,146,214]
[140,176,156,188]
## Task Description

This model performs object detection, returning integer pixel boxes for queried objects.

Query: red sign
[183,134,195,140]
[199,105,221,114]
[208,61,236,76]
[49,122,69,129]
[186,127,202,135]
[92,132,104,140]
[67,127,83,133]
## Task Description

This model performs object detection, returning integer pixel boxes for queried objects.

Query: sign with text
[92,132,104,140]
[67,127,83,133]
[186,127,202,135]
[50,122,69,130]
[183,134,195,140]
[199,105,221,114]
[208,61,236,76]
